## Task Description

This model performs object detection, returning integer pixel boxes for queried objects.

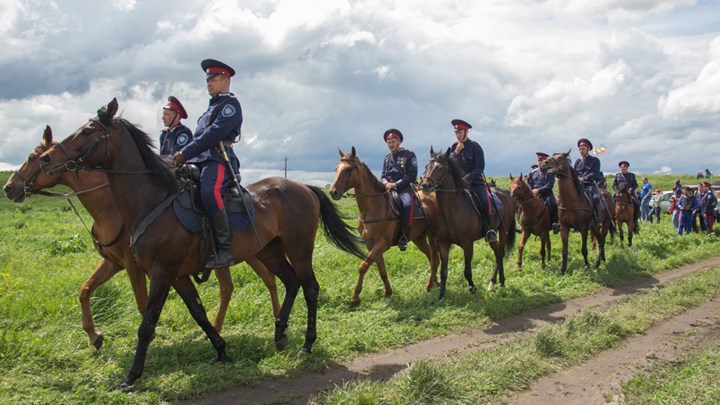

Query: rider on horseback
[612,161,640,228]
[528,152,560,234]
[172,59,242,269]
[159,96,192,158]
[380,129,418,251]
[449,119,497,243]
[574,138,603,234]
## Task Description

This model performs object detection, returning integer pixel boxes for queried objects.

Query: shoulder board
[575,158,582,164]
[217,92,236,98]
[385,152,392,157]
[468,140,480,147]
[403,148,413,153]
[530,167,539,173]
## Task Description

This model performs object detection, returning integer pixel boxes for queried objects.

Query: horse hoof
[469,286,477,294]
[385,291,392,299]
[297,347,311,358]
[276,336,289,351]
[92,333,104,350]
[218,356,233,364]
[116,383,134,393]
[487,282,495,292]
[349,299,361,307]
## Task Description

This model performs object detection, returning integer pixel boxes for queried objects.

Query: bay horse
[615,182,637,247]
[3,126,281,350]
[327,147,440,306]
[541,151,615,275]
[419,148,516,300]
[509,174,551,269]
[38,99,365,389]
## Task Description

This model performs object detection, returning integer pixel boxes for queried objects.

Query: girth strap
[130,189,182,258]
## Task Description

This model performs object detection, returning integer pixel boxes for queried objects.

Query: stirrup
[398,235,408,251]
[485,229,498,243]
[593,221,602,233]
[552,223,561,234]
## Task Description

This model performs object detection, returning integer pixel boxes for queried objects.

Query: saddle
[177,164,253,215]
[465,188,502,216]
[388,189,425,219]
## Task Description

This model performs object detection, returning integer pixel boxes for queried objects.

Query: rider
[612,161,640,226]
[527,152,559,233]
[159,96,192,158]
[574,138,603,233]
[380,128,418,251]
[172,59,243,269]
[449,119,497,243]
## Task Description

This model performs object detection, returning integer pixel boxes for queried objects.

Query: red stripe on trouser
[486,185,491,215]
[408,196,413,226]
[214,163,225,210]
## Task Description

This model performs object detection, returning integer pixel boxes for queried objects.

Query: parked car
[649,191,675,214]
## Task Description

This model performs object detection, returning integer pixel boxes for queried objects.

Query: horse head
[4,126,61,203]
[420,147,452,194]
[543,150,571,176]
[328,146,359,200]
[40,99,119,175]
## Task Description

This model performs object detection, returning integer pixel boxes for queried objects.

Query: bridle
[544,156,572,179]
[422,156,452,193]
[44,117,152,176]
[13,144,50,197]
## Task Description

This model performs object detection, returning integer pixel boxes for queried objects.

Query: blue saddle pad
[489,193,503,215]
[173,200,255,233]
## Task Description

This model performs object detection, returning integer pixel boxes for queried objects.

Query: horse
[327,147,440,306]
[509,174,551,269]
[614,183,637,247]
[38,98,365,389]
[541,151,615,275]
[3,126,281,350]
[419,147,516,299]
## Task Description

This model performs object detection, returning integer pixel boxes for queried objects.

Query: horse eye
[28,155,37,162]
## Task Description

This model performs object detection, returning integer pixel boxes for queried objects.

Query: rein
[423,157,454,193]
[337,157,390,198]
[515,182,547,228]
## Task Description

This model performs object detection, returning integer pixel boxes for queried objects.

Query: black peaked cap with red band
[536,152,549,159]
[451,119,472,130]
[201,59,236,79]
[618,161,629,168]
[163,96,188,119]
[577,138,593,149]
[383,128,403,142]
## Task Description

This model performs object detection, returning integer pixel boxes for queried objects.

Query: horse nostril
[3,185,11,193]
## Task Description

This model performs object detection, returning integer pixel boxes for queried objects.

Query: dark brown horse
[509,174,551,269]
[615,183,637,247]
[3,126,281,350]
[419,148,516,299]
[541,151,615,275]
[327,147,440,306]
[38,99,365,389]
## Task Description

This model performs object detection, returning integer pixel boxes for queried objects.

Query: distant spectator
[673,180,682,196]
[706,168,712,179]
[649,189,662,223]
[678,186,697,236]
[698,182,716,234]
[669,195,679,229]
[697,170,703,180]
[640,177,652,221]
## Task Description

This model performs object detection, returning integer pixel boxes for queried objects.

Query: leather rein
[515,182,547,228]
[337,157,397,224]
[544,157,593,213]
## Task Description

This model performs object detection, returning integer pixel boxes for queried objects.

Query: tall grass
[1,171,719,404]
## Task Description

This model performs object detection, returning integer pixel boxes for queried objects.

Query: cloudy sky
[1,0,719,185]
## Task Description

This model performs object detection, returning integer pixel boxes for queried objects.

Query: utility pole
[284,157,289,178]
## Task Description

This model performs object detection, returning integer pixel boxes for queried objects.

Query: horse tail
[307,185,367,260]
[505,214,517,257]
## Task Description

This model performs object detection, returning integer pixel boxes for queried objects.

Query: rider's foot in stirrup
[552,223,561,234]
[485,229,498,243]
[593,221,602,233]
[398,236,408,251]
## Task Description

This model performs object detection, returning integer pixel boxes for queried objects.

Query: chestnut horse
[38,99,365,389]
[420,148,516,300]
[542,151,615,275]
[328,147,440,306]
[3,126,281,350]
[509,174,551,269]
[615,183,637,247]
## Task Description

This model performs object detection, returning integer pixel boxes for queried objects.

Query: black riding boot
[593,202,603,234]
[483,215,498,243]
[398,222,411,251]
[206,208,234,269]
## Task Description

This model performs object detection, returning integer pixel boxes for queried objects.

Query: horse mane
[114,117,180,191]
[355,158,386,194]
[567,165,586,198]
[438,152,470,193]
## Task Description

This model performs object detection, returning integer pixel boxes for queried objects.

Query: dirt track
[185,256,720,405]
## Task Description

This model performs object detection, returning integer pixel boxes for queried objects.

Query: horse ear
[338,148,344,158]
[42,125,52,147]
[509,173,514,181]
[107,98,119,119]
[444,148,451,158]
[564,149,571,156]
[430,145,435,156]
[351,146,356,158]
[520,172,523,179]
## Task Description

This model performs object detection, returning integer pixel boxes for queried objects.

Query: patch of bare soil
[184,257,720,405]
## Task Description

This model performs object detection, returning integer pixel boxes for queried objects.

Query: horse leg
[539,233,546,269]
[462,244,476,293]
[118,267,173,389]
[581,230,590,267]
[351,245,387,306]
[79,258,124,350]
[264,254,300,351]
[172,276,230,362]
[375,257,393,299]
[211,267,233,333]
[298,273,320,355]
[627,221,633,248]
[545,232,551,265]
[414,234,439,291]
[517,230,531,270]
[561,228,570,276]
[247,256,280,318]
[618,222,624,247]
[437,242,451,301]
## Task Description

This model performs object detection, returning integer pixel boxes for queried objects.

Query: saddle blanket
[389,192,426,219]
[173,200,255,233]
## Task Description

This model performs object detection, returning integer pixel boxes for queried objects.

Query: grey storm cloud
[1,0,719,185]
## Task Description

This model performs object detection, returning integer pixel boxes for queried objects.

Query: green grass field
[1,170,719,404]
